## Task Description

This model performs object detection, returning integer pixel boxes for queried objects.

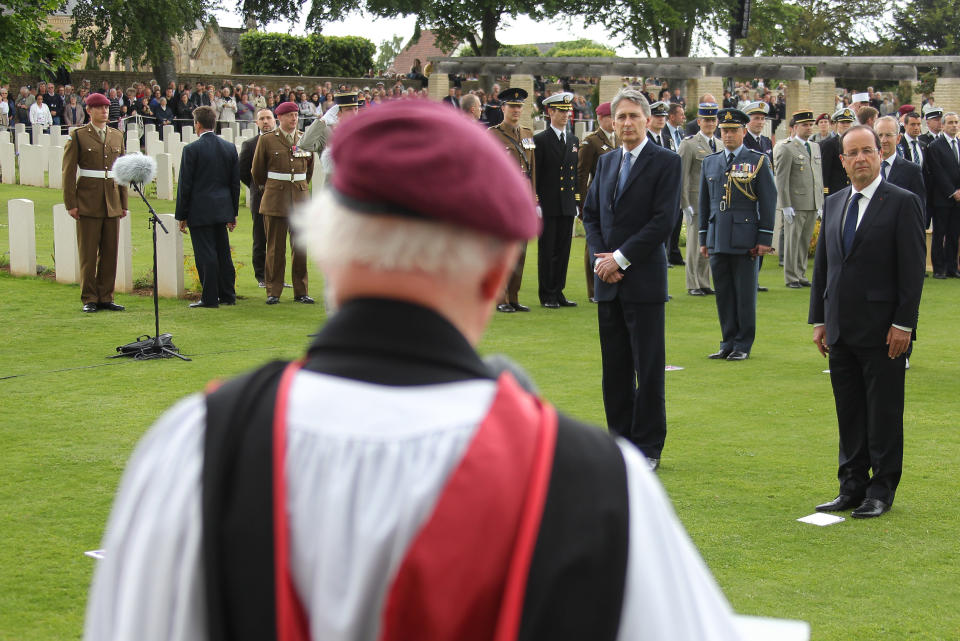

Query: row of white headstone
[7,199,185,297]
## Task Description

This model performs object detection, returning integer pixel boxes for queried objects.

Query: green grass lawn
[2,183,960,640]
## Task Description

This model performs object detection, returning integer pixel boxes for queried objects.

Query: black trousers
[709,252,759,353]
[667,209,684,263]
[538,216,574,304]
[597,297,666,458]
[251,209,266,283]
[931,207,960,275]
[190,223,236,306]
[828,341,905,505]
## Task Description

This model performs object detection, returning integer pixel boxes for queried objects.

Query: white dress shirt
[611,137,648,270]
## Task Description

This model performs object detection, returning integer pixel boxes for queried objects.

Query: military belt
[267,172,307,182]
[77,169,116,179]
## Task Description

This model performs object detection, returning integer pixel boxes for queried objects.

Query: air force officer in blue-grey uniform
[699,109,777,360]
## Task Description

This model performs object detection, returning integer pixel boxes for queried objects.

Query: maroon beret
[330,100,539,241]
[898,104,915,116]
[275,101,299,115]
[816,113,830,122]
[595,102,611,117]
[85,93,110,108]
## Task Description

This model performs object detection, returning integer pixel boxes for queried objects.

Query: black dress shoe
[757,286,768,292]
[558,299,577,307]
[82,302,98,313]
[688,288,706,296]
[294,295,315,304]
[189,301,218,308]
[786,281,803,289]
[219,299,236,305]
[815,494,863,512]
[541,302,560,309]
[511,303,530,312]
[708,349,732,359]
[799,279,812,287]
[97,301,125,311]
[933,273,947,279]
[726,350,749,361]
[266,296,280,305]
[851,498,890,519]
[496,303,516,313]
[701,287,715,295]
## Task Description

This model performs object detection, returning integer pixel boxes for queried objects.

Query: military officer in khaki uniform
[773,110,824,288]
[62,92,128,313]
[577,101,617,302]
[678,103,719,296]
[488,87,536,313]
[252,101,315,304]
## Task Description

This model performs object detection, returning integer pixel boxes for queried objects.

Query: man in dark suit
[809,125,925,519]
[898,111,927,166]
[582,89,682,471]
[238,108,275,287]
[924,111,960,278]
[534,92,579,308]
[175,105,240,308]
[918,106,942,146]
[820,107,856,198]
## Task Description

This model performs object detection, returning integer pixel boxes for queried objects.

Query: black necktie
[559,132,564,147]
[911,140,920,165]
[709,138,716,152]
[881,160,889,180]
[843,193,862,256]
[726,152,735,169]
[656,134,662,146]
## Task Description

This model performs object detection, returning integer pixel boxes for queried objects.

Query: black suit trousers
[931,207,960,275]
[190,224,236,305]
[538,216,574,304]
[597,297,666,458]
[828,341,905,505]
[251,209,266,282]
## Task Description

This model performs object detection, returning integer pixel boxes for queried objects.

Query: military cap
[923,105,943,119]
[744,101,769,115]
[275,101,299,115]
[595,101,611,117]
[331,100,539,241]
[85,93,110,108]
[717,108,748,128]
[831,107,856,123]
[498,88,528,104]
[543,92,574,110]
[649,101,669,117]
[334,92,360,107]
[815,113,830,123]
[697,102,719,118]
[851,92,870,103]
[792,110,815,123]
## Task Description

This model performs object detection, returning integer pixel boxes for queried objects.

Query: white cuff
[613,250,631,270]
[892,324,913,333]
[813,323,824,328]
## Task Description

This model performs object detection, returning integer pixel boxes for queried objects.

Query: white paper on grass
[733,615,811,641]
[797,512,845,526]
[664,365,685,371]
[84,549,105,560]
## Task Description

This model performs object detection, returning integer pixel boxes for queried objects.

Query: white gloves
[684,206,694,224]
[321,104,339,127]
[782,207,795,223]
[536,206,543,218]
[817,209,823,220]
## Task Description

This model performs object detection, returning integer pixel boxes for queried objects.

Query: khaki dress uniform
[679,132,716,292]
[773,137,824,285]
[577,128,616,299]
[62,123,128,304]
[251,128,315,299]
[489,122,536,306]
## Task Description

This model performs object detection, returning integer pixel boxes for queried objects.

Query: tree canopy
[736,0,883,56]
[0,0,81,83]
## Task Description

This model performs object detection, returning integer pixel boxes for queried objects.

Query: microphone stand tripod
[111,181,190,361]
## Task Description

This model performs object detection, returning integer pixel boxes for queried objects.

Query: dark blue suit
[808,179,925,505]
[176,131,241,306]
[924,134,960,275]
[582,139,681,458]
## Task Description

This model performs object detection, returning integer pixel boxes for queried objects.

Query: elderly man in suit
[175,105,240,308]
[61,92,128,313]
[238,108,275,288]
[679,103,719,296]
[810,125,925,519]
[577,102,617,302]
[925,111,960,278]
[775,110,824,288]
[582,89,682,471]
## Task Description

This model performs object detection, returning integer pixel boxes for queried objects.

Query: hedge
[238,32,376,77]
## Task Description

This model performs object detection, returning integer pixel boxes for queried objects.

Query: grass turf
[2,183,960,640]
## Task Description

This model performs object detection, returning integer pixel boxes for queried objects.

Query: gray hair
[874,115,899,131]
[943,111,959,120]
[611,89,650,119]
[460,93,481,113]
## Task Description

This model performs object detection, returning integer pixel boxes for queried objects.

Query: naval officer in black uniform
[699,108,777,360]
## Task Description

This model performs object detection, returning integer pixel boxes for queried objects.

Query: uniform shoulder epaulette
[519,126,533,135]
[488,123,500,131]
[683,134,695,140]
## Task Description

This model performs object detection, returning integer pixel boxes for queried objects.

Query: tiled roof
[390,30,457,75]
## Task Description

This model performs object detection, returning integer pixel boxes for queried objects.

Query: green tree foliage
[375,35,406,73]
[544,39,614,56]
[238,32,375,77]
[891,0,960,54]
[0,0,82,82]
[497,44,542,57]
[71,0,212,86]
[736,0,881,56]
[550,47,615,57]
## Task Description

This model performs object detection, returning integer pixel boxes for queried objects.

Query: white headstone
[32,127,45,145]
[574,121,586,139]
[16,132,30,152]
[114,213,133,293]
[49,131,66,148]
[220,128,234,143]
[14,123,25,137]
[168,140,184,182]
[156,153,173,200]
[0,131,10,144]
[230,122,240,138]
[534,120,547,133]
[144,123,156,134]
[182,125,194,140]
[126,130,139,153]
[156,213,184,297]
[8,199,36,277]
[53,204,80,284]
[36,133,50,170]
[162,124,175,141]
[47,146,63,189]
[19,145,45,187]
[164,132,181,154]
[0,140,15,185]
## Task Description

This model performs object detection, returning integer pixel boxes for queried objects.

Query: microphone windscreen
[113,153,158,186]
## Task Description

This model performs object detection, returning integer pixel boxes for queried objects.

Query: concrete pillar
[47,146,64,189]
[599,75,623,108]
[164,132,181,154]
[114,213,133,294]
[0,140,15,184]
[8,199,36,277]
[220,128,234,143]
[53,204,80,284]
[162,124,175,141]
[145,131,163,158]
[155,213,184,297]
[785,79,812,125]
[935,77,960,116]
[156,153,173,200]
[19,145,45,187]
[428,72,449,102]
[696,76,725,104]
[510,74,536,131]
[809,77,836,122]
[168,140,184,183]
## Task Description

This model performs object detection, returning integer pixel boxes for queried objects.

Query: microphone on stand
[113,152,157,187]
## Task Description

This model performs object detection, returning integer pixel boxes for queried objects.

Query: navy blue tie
[842,193,862,256]
[616,152,632,198]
